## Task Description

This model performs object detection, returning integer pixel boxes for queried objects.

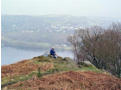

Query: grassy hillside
[2,56,121,90]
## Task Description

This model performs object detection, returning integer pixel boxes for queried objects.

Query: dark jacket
[50,49,56,55]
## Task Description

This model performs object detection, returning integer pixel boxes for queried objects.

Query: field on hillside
[2,56,121,90]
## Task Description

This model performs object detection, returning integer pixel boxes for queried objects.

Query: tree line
[69,23,121,78]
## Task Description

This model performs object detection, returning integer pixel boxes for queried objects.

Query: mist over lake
[2,15,121,65]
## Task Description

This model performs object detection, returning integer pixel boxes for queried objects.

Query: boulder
[78,61,94,67]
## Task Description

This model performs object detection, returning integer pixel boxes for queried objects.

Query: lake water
[1,47,73,65]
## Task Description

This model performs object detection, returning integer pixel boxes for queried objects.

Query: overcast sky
[2,0,121,17]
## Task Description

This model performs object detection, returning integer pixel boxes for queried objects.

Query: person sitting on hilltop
[50,48,56,58]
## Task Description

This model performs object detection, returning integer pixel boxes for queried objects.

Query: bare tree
[69,24,121,78]
[68,29,87,63]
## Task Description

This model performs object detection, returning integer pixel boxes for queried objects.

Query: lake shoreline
[2,47,73,65]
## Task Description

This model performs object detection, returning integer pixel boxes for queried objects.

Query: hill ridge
[2,55,121,90]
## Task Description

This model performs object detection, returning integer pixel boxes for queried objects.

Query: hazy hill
[2,15,120,32]
[2,15,121,50]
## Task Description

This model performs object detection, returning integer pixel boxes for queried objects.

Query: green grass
[2,56,103,88]
[2,71,37,87]
[80,65,103,73]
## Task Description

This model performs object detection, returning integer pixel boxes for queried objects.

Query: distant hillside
[2,55,121,90]
[2,15,121,50]
[2,15,121,32]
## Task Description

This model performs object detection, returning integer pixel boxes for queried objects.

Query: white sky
[2,0,121,17]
